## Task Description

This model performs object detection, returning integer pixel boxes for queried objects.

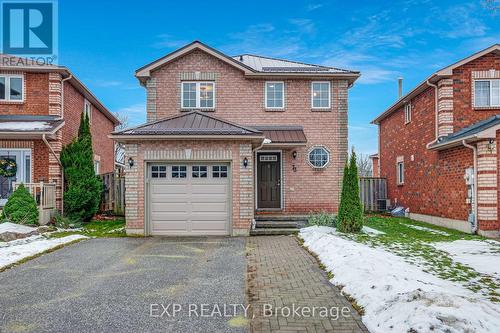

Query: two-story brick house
[373,44,500,238]
[0,55,120,213]
[112,41,359,236]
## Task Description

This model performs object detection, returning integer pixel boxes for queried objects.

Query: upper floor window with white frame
[181,82,215,109]
[475,79,500,107]
[397,161,404,185]
[84,99,92,122]
[404,103,411,124]
[265,81,284,109]
[311,81,331,109]
[0,75,23,101]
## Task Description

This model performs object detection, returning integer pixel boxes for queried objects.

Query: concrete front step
[250,228,300,236]
[255,221,298,228]
[254,215,308,222]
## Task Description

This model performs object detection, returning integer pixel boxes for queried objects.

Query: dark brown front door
[257,152,281,209]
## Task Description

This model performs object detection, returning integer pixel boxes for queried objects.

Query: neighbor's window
[171,165,187,178]
[212,165,228,178]
[151,165,167,178]
[181,82,215,109]
[84,99,92,122]
[397,162,404,185]
[308,146,330,168]
[0,75,23,101]
[404,103,411,124]
[94,160,100,174]
[474,79,500,107]
[265,82,284,109]
[192,165,208,178]
[311,81,331,109]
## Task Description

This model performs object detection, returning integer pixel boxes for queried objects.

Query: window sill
[180,108,216,112]
[474,106,500,110]
[0,100,24,104]
[264,108,286,112]
[311,108,331,112]
[397,183,404,186]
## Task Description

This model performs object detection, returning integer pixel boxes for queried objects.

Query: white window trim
[84,99,92,123]
[397,161,404,185]
[181,81,216,109]
[307,145,330,169]
[404,103,411,124]
[0,148,32,183]
[265,81,285,110]
[311,81,331,109]
[473,79,500,108]
[0,74,24,102]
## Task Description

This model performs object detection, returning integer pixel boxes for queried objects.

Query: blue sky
[58,0,499,155]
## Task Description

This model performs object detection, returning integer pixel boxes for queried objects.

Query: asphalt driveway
[0,237,248,333]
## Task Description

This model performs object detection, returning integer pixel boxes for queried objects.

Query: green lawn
[339,215,499,302]
[50,218,126,238]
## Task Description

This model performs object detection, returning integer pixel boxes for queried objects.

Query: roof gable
[135,41,255,79]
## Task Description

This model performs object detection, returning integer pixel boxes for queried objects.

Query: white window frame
[397,161,404,185]
[84,99,92,123]
[307,145,330,169]
[311,81,331,109]
[0,74,24,102]
[404,103,411,124]
[181,81,216,109]
[474,79,500,107]
[265,81,285,109]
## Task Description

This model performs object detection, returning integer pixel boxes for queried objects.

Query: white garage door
[148,163,230,236]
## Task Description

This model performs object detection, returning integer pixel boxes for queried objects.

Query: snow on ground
[300,226,500,333]
[0,222,37,234]
[0,234,88,270]
[362,226,385,235]
[404,224,450,236]
[432,240,500,279]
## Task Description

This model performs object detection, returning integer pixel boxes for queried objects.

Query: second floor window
[84,99,92,123]
[181,82,215,109]
[311,82,331,109]
[397,161,404,185]
[404,103,411,124]
[475,79,500,107]
[265,82,284,109]
[0,75,23,101]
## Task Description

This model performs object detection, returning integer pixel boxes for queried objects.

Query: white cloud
[152,34,190,49]
[306,3,323,11]
[94,80,123,88]
[116,103,145,115]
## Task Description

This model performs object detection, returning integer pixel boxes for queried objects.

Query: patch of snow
[300,226,500,333]
[0,222,37,234]
[0,121,50,131]
[0,235,43,248]
[405,224,450,236]
[362,226,385,235]
[0,234,88,269]
[432,240,500,279]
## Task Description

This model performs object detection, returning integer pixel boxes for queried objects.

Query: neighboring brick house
[112,41,359,236]
[372,44,500,238]
[0,55,120,214]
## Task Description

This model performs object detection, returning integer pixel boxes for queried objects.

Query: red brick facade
[122,44,354,236]
[0,68,117,211]
[377,50,500,237]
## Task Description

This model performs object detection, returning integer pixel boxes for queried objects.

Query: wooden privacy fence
[13,182,57,224]
[100,170,125,215]
[359,177,387,212]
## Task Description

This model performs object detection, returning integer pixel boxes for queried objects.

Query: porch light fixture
[292,151,297,159]
[243,157,248,168]
[488,139,495,152]
[128,157,134,168]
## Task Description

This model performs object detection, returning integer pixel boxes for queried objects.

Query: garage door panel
[149,163,230,236]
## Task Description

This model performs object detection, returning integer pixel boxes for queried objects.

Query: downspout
[425,80,439,149]
[60,74,72,119]
[462,140,478,234]
[42,134,64,215]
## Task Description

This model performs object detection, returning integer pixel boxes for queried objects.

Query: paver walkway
[247,236,368,333]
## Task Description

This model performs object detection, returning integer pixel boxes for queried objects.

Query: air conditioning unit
[377,199,391,211]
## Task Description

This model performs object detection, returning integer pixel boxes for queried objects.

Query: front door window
[0,150,31,204]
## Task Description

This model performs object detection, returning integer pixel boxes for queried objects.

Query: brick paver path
[247,236,369,333]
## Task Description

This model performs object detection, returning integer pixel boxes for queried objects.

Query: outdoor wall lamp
[488,139,495,152]
[243,157,248,168]
[128,157,134,168]
[292,150,297,159]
